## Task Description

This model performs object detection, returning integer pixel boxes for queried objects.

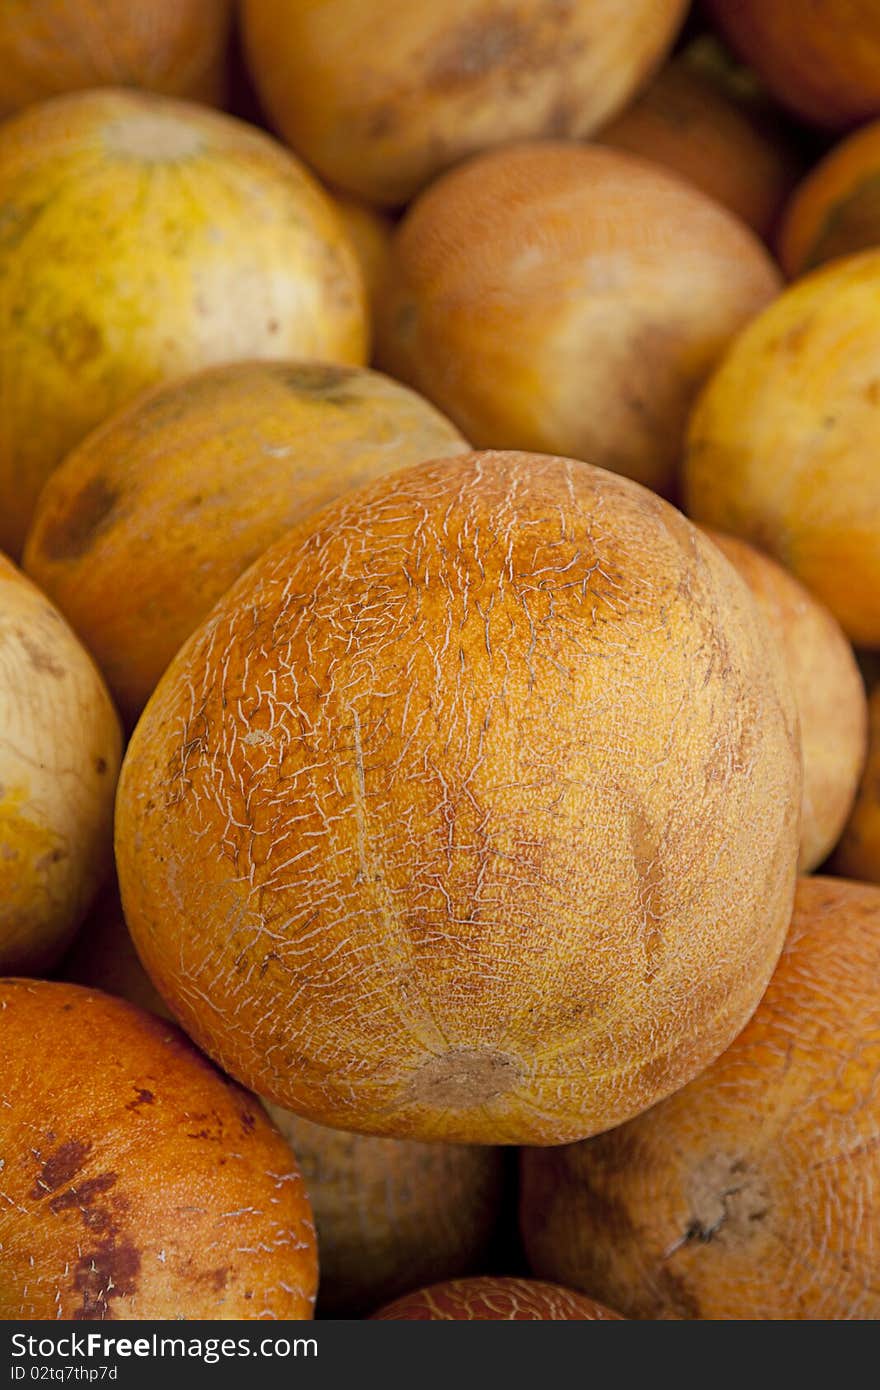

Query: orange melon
[778,119,880,276]
[376,142,780,495]
[0,980,316,1319]
[115,451,800,1146]
[60,877,505,1317]
[372,1276,621,1320]
[242,0,687,206]
[706,0,880,130]
[706,530,866,870]
[833,685,880,882]
[0,557,121,974]
[23,361,466,724]
[521,876,880,1320]
[685,251,880,647]
[0,0,233,115]
[600,42,801,239]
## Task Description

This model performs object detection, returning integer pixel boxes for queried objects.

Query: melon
[116,451,801,1146]
[24,361,465,723]
[0,980,316,1320]
[0,557,121,973]
[376,142,780,495]
[685,251,880,647]
[0,1,233,116]
[0,88,366,556]
[242,0,687,206]
[372,1276,621,1320]
[521,877,880,1320]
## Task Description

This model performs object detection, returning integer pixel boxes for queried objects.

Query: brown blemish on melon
[426,3,578,94]
[279,361,357,403]
[406,1048,523,1109]
[48,311,102,370]
[125,1087,154,1110]
[427,14,525,89]
[72,1236,141,1320]
[677,1152,770,1248]
[31,1139,91,1197]
[40,476,120,562]
[16,629,64,678]
[49,1172,118,1222]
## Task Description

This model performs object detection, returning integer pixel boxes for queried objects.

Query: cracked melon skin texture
[59,882,506,1318]
[0,87,367,559]
[684,251,880,648]
[371,1276,621,1321]
[115,451,801,1146]
[0,980,317,1321]
[520,876,880,1321]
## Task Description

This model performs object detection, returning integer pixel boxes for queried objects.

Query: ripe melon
[333,194,393,317]
[599,42,801,240]
[0,1,233,116]
[267,1109,505,1315]
[59,879,505,1317]
[834,685,880,883]
[24,361,466,724]
[0,88,366,556]
[0,980,316,1320]
[685,251,880,647]
[706,530,866,870]
[116,451,801,1146]
[520,876,880,1320]
[376,142,781,495]
[778,119,880,277]
[705,0,880,130]
[0,557,121,974]
[372,1276,621,1320]
[242,0,687,206]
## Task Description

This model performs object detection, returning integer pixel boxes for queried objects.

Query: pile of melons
[2,0,880,1323]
